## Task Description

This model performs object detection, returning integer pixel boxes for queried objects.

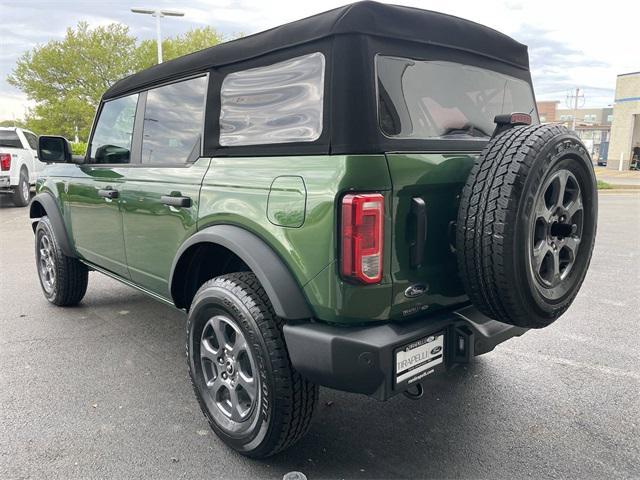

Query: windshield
[0,130,22,149]
[376,56,538,140]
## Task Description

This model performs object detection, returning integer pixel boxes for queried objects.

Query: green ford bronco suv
[31,2,597,457]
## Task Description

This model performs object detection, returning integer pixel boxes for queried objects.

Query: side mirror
[38,135,72,163]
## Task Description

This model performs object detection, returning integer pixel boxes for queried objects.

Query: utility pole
[131,8,185,64]
[154,12,163,64]
[566,87,585,131]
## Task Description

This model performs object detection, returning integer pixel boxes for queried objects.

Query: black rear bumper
[283,306,528,401]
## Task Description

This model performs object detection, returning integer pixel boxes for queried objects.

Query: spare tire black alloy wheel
[457,124,597,329]
[530,169,583,299]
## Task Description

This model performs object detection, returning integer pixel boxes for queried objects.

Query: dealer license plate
[395,333,445,385]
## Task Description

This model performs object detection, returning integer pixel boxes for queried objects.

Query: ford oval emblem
[431,346,442,354]
[404,283,428,299]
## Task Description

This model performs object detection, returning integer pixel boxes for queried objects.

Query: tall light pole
[131,8,185,64]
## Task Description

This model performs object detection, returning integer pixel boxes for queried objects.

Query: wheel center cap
[225,362,234,375]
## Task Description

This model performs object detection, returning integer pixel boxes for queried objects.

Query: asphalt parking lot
[1,191,639,480]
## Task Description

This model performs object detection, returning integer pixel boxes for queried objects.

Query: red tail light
[341,193,384,284]
[0,154,10,171]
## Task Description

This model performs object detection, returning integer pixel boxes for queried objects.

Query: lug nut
[222,372,228,380]
[218,357,224,364]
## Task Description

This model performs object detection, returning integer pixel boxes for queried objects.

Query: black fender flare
[29,192,75,258]
[169,224,312,320]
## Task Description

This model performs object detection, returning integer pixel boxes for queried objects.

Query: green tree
[9,22,223,141]
[134,27,225,70]
[9,22,139,140]
[0,119,25,128]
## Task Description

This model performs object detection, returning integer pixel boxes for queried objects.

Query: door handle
[409,197,427,268]
[98,188,119,199]
[161,195,192,208]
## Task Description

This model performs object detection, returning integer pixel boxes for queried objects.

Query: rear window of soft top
[376,56,538,140]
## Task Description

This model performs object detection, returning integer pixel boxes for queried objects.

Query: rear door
[119,75,209,298]
[376,55,539,318]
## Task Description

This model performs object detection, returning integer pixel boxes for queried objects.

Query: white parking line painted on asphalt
[495,348,640,381]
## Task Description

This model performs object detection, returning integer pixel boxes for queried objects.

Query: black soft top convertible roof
[100,1,534,156]
[104,1,529,100]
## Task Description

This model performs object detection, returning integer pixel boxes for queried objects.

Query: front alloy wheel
[37,232,56,295]
[34,216,88,306]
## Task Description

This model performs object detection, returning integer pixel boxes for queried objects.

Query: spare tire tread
[460,125,533,322]
[457,123,592,328]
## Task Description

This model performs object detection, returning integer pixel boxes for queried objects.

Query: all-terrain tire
[456,124,597,328]
[12,167,30,207]
[187,272,318,458]
[35,216,89,306]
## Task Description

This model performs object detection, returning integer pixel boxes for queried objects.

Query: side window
[219,52,325,146]
[142,76,207,165]
[89,94,138,164]
[23,132,38,150]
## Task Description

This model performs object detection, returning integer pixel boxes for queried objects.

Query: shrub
[71,142,87,156]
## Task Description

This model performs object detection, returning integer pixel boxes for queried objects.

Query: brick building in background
[537,101,559,123]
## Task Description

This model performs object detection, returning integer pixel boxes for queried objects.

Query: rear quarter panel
[198,154,394,324]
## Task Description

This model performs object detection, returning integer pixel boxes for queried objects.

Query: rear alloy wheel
[200,315,259,424]
[187,272,317,458]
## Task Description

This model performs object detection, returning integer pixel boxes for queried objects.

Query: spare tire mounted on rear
[456,124,597,328]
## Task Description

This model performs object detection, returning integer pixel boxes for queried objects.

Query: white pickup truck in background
[0,127,43,207]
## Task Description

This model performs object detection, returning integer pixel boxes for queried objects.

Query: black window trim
[85,72,210,168]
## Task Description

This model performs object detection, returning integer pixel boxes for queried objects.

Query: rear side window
[0,130,22,149]
[23,132,38,150]
[219,52,325,146]
[141,76,207,165]
[90,94,139,164]
[376,56,538,140]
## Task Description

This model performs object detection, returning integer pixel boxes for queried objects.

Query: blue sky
[0,0,637,121]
